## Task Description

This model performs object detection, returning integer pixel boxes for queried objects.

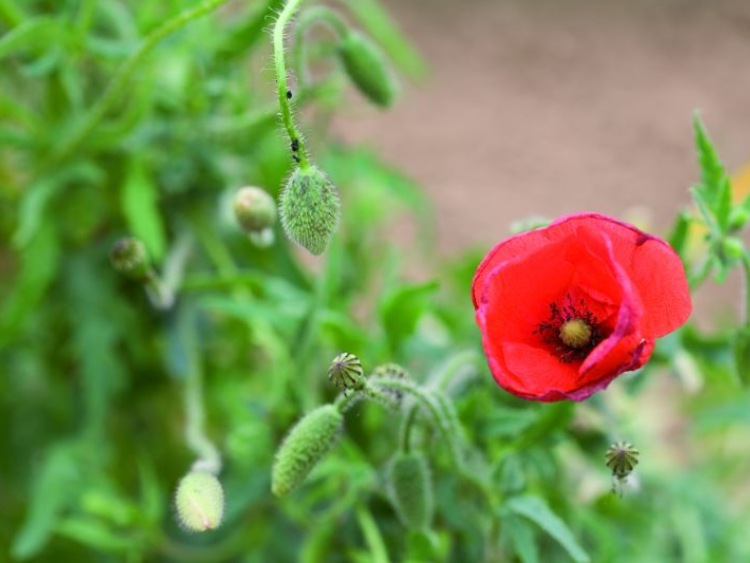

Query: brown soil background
[335,0,750,256]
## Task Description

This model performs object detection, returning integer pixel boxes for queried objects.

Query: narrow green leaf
[120,157,167,261]
[55,517,136,552]
[690,185,719,236]
[12,442,83,559]
[506,495,590,563]
[503,514,540,563]
[0,18,66,59]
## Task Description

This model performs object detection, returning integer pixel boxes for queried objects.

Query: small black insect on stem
[291,138,299,152]
[286,90,292,99]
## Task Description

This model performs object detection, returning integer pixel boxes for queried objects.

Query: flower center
[559,318,592,348]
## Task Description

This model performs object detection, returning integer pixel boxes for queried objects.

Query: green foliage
[1,1,749,562]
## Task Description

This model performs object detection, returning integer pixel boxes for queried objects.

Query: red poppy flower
[472,213,691,402]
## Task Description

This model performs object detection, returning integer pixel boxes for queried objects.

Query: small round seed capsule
[328,353,364,391]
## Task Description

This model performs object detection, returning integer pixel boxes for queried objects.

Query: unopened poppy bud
[174,470,224,532]
[279,165,340,256]
[328,353,364,390]
[271,405,344,496]
[387,451,434,530]
[110,237,150,280]
[721,236,744,260]
[729,207,750,230]
[233,186,277,234]
[338,31,397,108]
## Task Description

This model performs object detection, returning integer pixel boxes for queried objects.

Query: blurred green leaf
[378,279,438,354]
[0,18,67,59]
[734,326,750,385]
[12,442,83,559]
[505,495,590,563]
[503,514,540,563]
[120,157,167,261]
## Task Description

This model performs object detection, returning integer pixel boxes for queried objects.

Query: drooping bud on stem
[279,165,340,255]
[233,186,277,247]
[110,237,151,281]
[271,404,344,496]
[174,470,225,532]
[387,451,434,530]
[338,31,397,108]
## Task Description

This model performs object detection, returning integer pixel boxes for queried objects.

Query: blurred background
[336,0,750,252]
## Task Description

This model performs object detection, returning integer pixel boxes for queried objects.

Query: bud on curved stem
[271,404,344,496]
[387,451,434,530]
[174,470,225,532]
[233,186,277,234]
[338,31,397,108]
[111,237,174,309]
[279,165,341,255]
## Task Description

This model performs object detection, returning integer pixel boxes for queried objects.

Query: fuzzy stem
[398,405,418,453]
[180,305,221,475]
[43,0,230,169]
[292,6,348,85]
[273,0,311,169]
[368,377,463,468]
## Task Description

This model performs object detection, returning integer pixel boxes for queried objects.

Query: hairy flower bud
[110,237,150,280]
[387,451,434,530]
[279,165,340,255]
[233,186,277,234]
[174,470,225,532]
[721,236,744,260]
[271,405,344,496]
[338,32,397,108]
[729,206,750,231]
[328,352,364,390]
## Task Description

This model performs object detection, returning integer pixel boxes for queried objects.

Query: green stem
[180,305,221,474]
[43,0,230,169]
[273,0,310,169]
[741,252,750,326]
[368,377,463,469]
[292,6,348,85]
[398,406,418,452]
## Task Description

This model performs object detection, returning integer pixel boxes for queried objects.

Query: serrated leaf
[690,185,719,236]
[121,158,167,261]
[506,495,590,563]
[693,114,726,198]
[378,280,438,354]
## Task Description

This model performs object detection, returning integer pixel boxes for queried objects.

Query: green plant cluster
[2,1,750,562]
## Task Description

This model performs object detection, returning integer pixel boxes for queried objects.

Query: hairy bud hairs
[270,352,471,522]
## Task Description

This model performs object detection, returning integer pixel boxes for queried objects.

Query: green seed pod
[328,352,364,391]
[721,236,744,260]
[338,31,397,108]
[387,451,434,530]
[233,186,277,234]
[174,470,224,532]
[279,165,340,256]
[110,237,150,281]
[271,405,344,496]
